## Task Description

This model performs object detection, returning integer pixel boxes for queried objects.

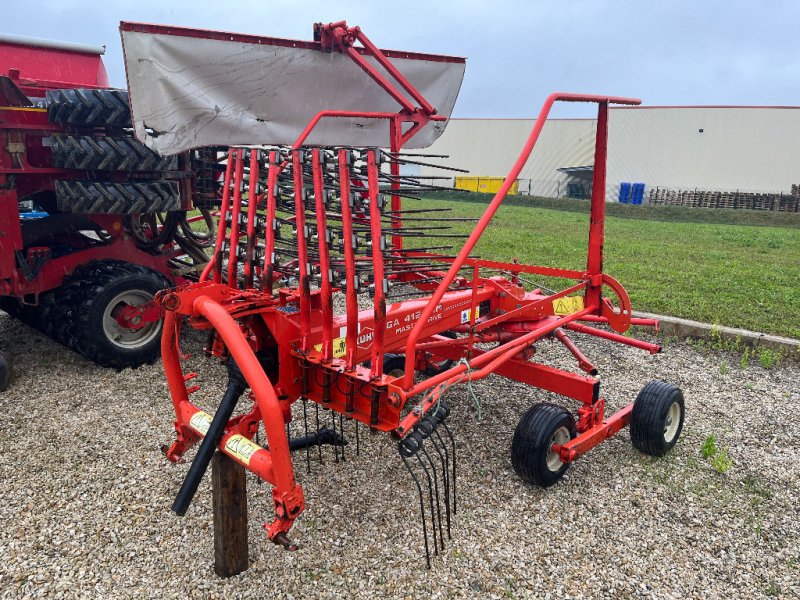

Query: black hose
[172,358,247,516]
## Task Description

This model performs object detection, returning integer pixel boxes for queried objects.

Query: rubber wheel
[46,88,131,128]
[383,354,406,378]
[630,381,685,456]
[511,403,577,487]
[55,180,180,214]
[67,261,171,368]
[422,331,456,376]
[50,135,177,172]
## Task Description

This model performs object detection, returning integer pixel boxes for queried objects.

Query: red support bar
[208,149,236,283]
[565,321,662,354]
[263,150,279,294]
[226,150,245,289]
[338,149,359,370]
[312,149,333,362]
[559,404,633,462]
[352,28,437,115]
[244,149,260,288]
[367,150,386,378]
[585,101,609,310]
[553,328,598,375]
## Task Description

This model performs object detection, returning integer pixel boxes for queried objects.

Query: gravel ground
[1,309,798,599]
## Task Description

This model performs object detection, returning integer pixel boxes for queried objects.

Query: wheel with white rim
[630,381,685,457]
[511,403,577,487]
[68,261,172,369]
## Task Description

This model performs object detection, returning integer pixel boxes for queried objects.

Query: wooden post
[212,452,249,577]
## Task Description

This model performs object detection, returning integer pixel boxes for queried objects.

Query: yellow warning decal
[189,410,212,435]
[314,336,347,358]
[552,296,585,316]
[224,434,261,466]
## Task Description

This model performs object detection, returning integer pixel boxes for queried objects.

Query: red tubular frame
[293,150,312,352]
[367,150,386,378]
[263,150,279,294]
[401,93,641,387]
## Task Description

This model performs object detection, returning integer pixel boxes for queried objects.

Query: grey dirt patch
[0,311,798,599]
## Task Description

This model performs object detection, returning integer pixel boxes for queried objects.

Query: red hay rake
[137,21,686,566]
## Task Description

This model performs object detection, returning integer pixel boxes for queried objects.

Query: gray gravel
[1,309,798,599]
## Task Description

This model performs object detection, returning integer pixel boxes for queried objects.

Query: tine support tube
[208,149,236,283]
[312,149,334,361]
[338,150,359,370]
[226,150,245,289]
[263,150,279,294]
[293,150,312,352]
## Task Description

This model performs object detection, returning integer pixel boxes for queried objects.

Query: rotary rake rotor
[124,19,686,568]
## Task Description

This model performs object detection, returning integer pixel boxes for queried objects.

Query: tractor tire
[422,331,457,376]
[50,135,177,172]
[46,88,131,128]
[383,354,406,378]
[511,403,577,487]
[55,180,180,214]
[64,261,171,369]
[630,381,685,457]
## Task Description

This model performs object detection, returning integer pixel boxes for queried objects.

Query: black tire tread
[511,402,576,487]
[68,261,171,368]
[55,180,180,214]
[46,88,131,128]
[50,134,176,172]
[630,381,685,457]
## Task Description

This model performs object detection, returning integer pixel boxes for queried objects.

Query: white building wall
[606,107,800,199]
[414,118,597,197]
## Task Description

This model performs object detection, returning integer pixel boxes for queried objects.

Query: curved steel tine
[414,452,439,556]
[401,452,431,569]
[303,399,310,474]
[420,444,445,552]
[315,403,323,465]
[340,414,346,461]
[331,411,339,464]
[431,429,452,538]
[441,421,457,515]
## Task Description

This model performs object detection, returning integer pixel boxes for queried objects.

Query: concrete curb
[633,311,800,360]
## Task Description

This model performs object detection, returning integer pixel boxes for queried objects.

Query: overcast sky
[4,0,799,118]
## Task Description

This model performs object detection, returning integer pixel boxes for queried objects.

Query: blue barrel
[618,182,632,204]
[632,183,645,205]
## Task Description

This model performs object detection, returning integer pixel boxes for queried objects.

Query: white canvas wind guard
[119,23,466,155]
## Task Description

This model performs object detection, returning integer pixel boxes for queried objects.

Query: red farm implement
[123,21,686,567]
[0,34,224,388]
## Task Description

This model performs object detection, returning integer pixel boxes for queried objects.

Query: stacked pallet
[647,187,799,212]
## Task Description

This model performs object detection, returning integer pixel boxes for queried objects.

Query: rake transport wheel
[630,381,685,457]
[50,135,177,172]
[511,403,577,487]
[46,88,131,128]
[58,261,171,368]
[383,354,407,378]
[422,331,456,376]
[55,180,180,214]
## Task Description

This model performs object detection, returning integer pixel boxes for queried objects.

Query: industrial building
[416,106,800,206]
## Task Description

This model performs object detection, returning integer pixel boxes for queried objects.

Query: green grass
[408,194,800,339]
